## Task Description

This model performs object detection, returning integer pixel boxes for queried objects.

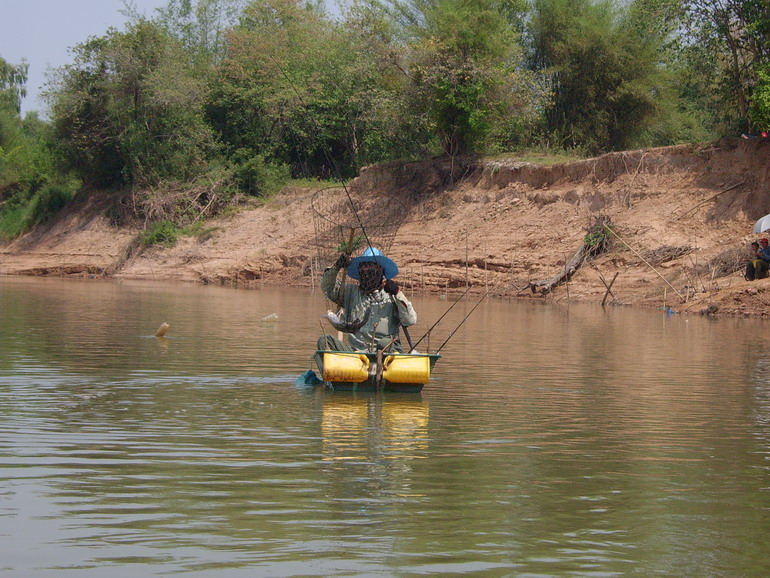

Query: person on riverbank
[315,247,417,366]
[746,239,770,280]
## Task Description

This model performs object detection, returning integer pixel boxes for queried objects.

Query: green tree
[336,0,432,165]
[48,20,214,189]
[153,0,247,69]
[389,0,536,156]
[208,0,330,179]
[1,57,58,201]
[209,0,406,180]
[676,0,770,133]
[0,110,55,195]
[0,56,77,239]
[528,0,667,153]
[0,57,28,114]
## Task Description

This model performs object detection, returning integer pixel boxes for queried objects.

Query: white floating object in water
[261,313,278,322]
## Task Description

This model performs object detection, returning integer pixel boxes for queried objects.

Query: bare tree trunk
[525,244,592,295]
[521,216,611,295]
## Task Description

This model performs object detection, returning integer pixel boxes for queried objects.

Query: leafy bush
[232,152,290,197]
[0,183,76,240]
[750,65,770,132]
[140,220,181,247]
[49,21,215,189]
[0,201,30,239]
[28,185,74,225]
[0,109,57,196]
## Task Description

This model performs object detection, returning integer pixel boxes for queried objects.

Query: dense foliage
[0,57,79,238]
[0,0,769,239]
[49,20,214,189]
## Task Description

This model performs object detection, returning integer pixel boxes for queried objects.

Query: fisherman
[316,247,417,364]
[747,238,770,280]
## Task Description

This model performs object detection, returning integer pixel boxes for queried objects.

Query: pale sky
[0,0,169,115]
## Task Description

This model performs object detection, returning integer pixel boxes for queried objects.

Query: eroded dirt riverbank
[3,138,770,317]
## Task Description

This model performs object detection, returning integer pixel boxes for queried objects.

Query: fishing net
[311,186,409,267]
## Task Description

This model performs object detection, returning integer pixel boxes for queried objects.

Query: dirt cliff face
[2,138,770,317]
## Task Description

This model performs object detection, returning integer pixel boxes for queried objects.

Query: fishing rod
[268,54,375,255]
[268,55,415,350]
[410,285,471,351]
[436,290,490,353]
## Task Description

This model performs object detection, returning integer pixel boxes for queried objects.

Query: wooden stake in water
[155,322,170,337]
[564,251,570,303]
[310,257,315,291]
[465,230,469,291]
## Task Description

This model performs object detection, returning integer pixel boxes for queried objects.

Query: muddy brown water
[2,277,770,575]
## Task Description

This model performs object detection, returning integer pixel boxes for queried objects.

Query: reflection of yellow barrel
[382,401,430,455]
[323,352,370,382]
[382,401,429,430]
[382,355,431,384]
[321,397,369,460]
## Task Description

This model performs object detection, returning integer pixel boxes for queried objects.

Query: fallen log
[524,244,592,294]
[521,216,611,295]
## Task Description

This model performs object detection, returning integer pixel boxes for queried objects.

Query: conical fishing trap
[311,186,409,266]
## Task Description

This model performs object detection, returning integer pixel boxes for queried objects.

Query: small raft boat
[313,350,441,393]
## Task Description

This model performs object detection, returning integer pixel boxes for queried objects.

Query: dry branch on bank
[139,182,227,227]
[676,180,746,219]
[642,245,691,265]
[522,216,612,295]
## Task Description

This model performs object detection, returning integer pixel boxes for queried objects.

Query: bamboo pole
[600,272,619,307]
[677,180,745,219]
[604,225,685,301]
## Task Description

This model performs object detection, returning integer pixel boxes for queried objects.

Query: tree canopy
[0,57,28,114]
[48,19,213,188]
[1,0,769,237]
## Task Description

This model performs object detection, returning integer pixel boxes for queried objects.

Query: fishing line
[411,285,471,351]
[267,54,375,254]
[436,290,490,353]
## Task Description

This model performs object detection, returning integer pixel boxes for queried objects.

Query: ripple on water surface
[3,280,770,575]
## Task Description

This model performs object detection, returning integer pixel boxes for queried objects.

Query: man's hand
[384,279,399,295]
[334,253,351,269]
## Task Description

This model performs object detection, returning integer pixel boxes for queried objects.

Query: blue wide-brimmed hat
[348,247,399,280]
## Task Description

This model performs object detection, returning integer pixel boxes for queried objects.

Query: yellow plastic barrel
[322,352,370,383]
[382,355,431,384]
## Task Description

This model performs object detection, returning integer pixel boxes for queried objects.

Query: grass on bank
[0,185,76,240]
[140,220,224,247]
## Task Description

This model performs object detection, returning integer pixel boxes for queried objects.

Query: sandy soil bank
[3,138,770,318]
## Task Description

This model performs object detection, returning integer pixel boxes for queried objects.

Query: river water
[1,276,770,576]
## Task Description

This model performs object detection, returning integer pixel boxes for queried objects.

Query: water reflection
[321,394,429,462]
